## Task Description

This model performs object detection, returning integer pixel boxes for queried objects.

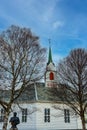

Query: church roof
[0,82,84,104]
[0,82,61,103]
[17,83,62,103]
[16,82,56,102]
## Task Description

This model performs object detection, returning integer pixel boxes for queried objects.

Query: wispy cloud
[52,21,64,29]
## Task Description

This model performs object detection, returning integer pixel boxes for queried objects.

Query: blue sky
[0,0,87,63]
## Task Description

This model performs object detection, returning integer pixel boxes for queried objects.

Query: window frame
[44,108,50,123]
[0,108,5,122]
[64,109,70,123]
[22,108,27,123]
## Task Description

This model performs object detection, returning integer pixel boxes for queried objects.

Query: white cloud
[41,6,54,22]
[52,21,64,29]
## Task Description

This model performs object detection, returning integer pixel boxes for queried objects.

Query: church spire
[47,39,53,65]
[45,39,57,87]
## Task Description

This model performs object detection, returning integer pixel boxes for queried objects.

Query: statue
[9,112,20,130]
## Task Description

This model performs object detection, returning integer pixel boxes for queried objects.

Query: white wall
[35,102,79,129]
[0,102,86,130]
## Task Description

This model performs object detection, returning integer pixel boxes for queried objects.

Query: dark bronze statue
[9,112,20,130]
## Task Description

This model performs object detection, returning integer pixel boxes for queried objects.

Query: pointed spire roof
[47,39,53,65]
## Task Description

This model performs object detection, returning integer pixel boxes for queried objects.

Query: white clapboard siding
[35,102,79,129]
[0,102,86,130]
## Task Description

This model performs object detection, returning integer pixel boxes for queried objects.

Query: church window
[22,108,27,122]
[50,72,54,80]
[64,109,70,123]
[0,108,5,122]
[44,108,50,122]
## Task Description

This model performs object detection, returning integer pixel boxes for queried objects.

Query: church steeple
[47,39,53,65]
[47,46,53,65]
[45,40,57,88]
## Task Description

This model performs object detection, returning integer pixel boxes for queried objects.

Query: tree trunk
[81,112,86,130]
[3,111,9,130]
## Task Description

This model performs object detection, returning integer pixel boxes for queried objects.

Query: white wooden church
[0,47,87,130]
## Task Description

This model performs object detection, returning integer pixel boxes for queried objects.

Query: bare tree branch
[0,25,46,130]
[52,48,87,130]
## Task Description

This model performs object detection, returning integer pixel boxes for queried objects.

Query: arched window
[50,72,54,80]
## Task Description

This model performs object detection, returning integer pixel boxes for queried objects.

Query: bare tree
[53,48,87,130]
[0,25,46,130]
